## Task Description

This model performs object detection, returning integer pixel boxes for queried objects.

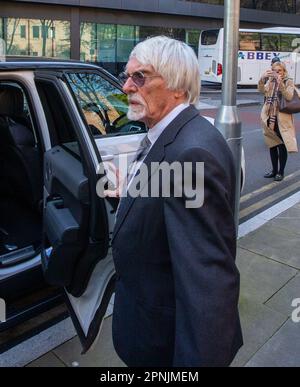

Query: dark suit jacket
[112,105,243,367]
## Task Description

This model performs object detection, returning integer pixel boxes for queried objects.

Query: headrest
[0,116,35,148]
[0,85,24,117]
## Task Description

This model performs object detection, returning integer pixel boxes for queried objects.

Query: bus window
[199,27,300,86]
[201,30,219,46]
[261,34,280,51]
[280,34,300,52]
[239,32,261,51]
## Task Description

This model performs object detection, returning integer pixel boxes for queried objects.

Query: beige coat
[258,77,298,153]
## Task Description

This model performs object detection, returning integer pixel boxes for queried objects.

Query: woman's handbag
[279,87,300,114]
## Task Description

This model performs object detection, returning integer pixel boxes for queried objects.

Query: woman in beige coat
[258,61,298,181]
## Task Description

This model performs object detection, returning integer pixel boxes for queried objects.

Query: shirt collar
[147,103,189,146]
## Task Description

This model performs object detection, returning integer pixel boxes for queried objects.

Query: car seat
[0,85,42,210]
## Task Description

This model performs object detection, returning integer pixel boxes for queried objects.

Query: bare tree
[5,18,21,54]
[40,19,54,56]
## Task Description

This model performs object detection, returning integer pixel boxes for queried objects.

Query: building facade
[1,0,299,74]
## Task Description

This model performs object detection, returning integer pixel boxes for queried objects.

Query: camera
[270,71,278,78]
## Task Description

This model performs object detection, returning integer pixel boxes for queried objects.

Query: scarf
[266,77,281,131]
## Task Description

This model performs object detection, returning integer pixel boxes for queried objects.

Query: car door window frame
[62,69,146,139]
[35,71,109,244]
[36,71,115,351]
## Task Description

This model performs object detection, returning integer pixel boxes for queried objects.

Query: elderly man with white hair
[110,36,243,367]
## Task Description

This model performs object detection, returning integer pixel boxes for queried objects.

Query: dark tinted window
[261,34,281,51]
[239,32,300,52]
[201,30,219,46]
[239,32,261,51]
[36,80,76,146]
[280,34,300,52]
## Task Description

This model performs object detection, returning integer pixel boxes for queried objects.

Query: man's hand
[103,162,124,198]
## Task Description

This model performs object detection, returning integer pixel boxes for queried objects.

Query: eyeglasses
[118,71,161,88]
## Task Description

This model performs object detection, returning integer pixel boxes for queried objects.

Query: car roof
[0,56,110,74]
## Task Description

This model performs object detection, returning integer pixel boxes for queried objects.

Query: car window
[65,72,146,137]
[36,79,82,161]
[201,30,219,46]
[239,32,261,51]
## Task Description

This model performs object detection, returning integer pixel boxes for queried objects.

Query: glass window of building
[53,21,70,58]
[30,20,51,56]
[240,0,297,13]
[80,22,97,62]
[0,17,70,59]
[97,24,117,74]
[81,23,118,72]
[98,24,117,62]
[32,25,40,39]
[186,30,201,55]
[184,0,298,13]
[0,18,4,60]
[117,25,135,64]
[2,18,29,55]
[136,26,186,43]
[20,25,27,39]
[80,22,200,75]
[116,25,137,74]
[30,19,70,58]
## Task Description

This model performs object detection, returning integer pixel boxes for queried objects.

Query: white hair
[129,36,201,107]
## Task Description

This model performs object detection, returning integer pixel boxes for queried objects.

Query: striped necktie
[127,135,152,185]
[115,135,152,219]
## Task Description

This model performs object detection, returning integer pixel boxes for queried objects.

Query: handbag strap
[295,86,300,98]
[281,78,299,97]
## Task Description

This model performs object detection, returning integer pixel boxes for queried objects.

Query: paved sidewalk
[24,196,300,368]
[199,92,262,110]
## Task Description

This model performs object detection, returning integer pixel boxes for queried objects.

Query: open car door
[36,71,116,353]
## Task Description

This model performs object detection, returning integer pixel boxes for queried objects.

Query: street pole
[215,0,242,231]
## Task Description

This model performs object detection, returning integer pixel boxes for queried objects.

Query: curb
[237,101,262,107]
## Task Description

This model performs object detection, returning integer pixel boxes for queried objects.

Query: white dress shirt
[116,103,190,219]
[127,103,190,187]
[147,103,190,148]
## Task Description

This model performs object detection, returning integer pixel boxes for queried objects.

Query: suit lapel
[112,105,199,242]
[111,142,165,243]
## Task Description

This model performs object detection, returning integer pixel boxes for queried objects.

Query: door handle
[101,154,114,161]
[45,161,53,181]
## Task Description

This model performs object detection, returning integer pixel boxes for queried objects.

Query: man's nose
[123,77,138,94]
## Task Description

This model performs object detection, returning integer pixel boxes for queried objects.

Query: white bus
[199,27,300,86]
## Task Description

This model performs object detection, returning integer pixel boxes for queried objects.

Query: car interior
[0,83,43,268]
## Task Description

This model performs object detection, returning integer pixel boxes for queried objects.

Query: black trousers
[269,119,288,175]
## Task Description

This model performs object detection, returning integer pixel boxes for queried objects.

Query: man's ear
[174,89,186,100]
